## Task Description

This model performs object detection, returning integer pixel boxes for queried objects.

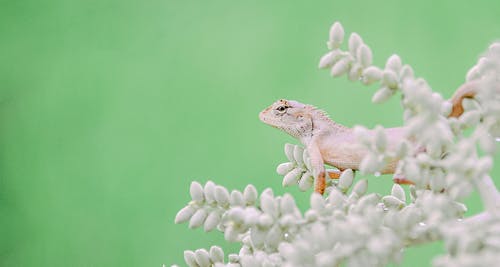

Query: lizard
[259,82,481,194]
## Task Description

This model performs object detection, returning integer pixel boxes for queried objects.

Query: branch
[474,175,500,212]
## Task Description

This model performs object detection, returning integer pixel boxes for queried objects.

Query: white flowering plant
[172,22,500,267]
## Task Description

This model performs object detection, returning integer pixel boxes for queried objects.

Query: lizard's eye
[276,106,287,112]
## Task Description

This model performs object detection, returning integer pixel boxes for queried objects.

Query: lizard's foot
[394,178,415,185]
[393,172,414,185]
[326,169,342,180]
[314,171,326,195]
[393,174,415,185]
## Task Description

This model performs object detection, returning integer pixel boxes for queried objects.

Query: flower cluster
[434,212,500,267]
[172,22,500,266]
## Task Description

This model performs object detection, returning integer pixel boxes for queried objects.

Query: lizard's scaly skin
[260,87,474,194]
[259,99,405,194]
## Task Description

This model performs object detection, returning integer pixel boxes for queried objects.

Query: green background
[1,0,500,266]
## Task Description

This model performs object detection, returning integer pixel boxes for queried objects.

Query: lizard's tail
[449,81,481,118]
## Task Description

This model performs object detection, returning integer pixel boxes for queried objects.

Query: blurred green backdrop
[1,0,500,266]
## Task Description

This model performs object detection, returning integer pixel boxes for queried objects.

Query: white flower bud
[265,225,282,248]
[204,211,220,232]
[399,65,414,81]
[293,145,304,165]
[360,153,380,174]
[195,249,211,267]
[489,42,500,53]
[478,132,496,154]
[367,236,387,255]
[279,214,295,228]
[224,227,239,242]
[278,243,295,259]
[316,251,337,267]
[416,153,432,165]
[243,184,258,205]
[460,110,481,127]
[318,51,334,69]
[184,250,198,267]
[352,179,368,196]
[357,193,379,209]
[330,57,351,77]
[209,246,224,263]
[395,141,409,158]
[348,63,363,81]
[462,98,480,111]
[448,183,472,201]
[260,194,278,218]
[189,209,208,229]
[239,245,251,256]
[305,209,318,221]
[215,186,230,206]
[228,253,240,263]
[240,256,259,267]
[385,54,402,72]
[353,125,370,143]
[298,174,314,191]
[476,57,490,72]
[391,184,406,202]
[230,190,245,206]
[284,143,295,162]
[382,195,405,209]
[454,202,467,214]
[328,188,346,205]
[261,188,274,198]
[357,44,372,67]
[228,209,245,227]
[466,65,481,81]
[243,207,260,225]
[204,181,216,203]
[329,22,344,48]
[282,168,302,187]
[361,66,382,85]
[276,162,295,175]
[280,193,297,214]
[338,169,354,192]
[190,181,205,203]
[441,101,452,117]
[404,161,420,182]
[318,51,341,69]
[175,205,196,224]
[383,70,399,89]
[310,192,325,210]
[429,171,446,193]
[348,32,363,54]
[258,213,274,228]
[408,185,417,202]
[372,86,394,104]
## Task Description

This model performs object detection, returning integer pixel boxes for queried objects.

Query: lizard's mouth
[259,109,282,129]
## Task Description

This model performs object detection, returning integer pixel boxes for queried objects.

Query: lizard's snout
[259,110,266,122]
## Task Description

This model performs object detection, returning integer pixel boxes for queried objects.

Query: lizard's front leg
[307,143,326,195]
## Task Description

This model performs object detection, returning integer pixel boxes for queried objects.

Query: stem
[463,211,492,225]
[474,175,500,212]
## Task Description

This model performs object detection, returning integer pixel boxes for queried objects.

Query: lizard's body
[259,99,405,194]
[317,127,404,173]
[259,86,474,194]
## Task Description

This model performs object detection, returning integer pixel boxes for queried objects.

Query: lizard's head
[259,99,313,138]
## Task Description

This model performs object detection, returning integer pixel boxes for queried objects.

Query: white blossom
[171,22,500,267]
